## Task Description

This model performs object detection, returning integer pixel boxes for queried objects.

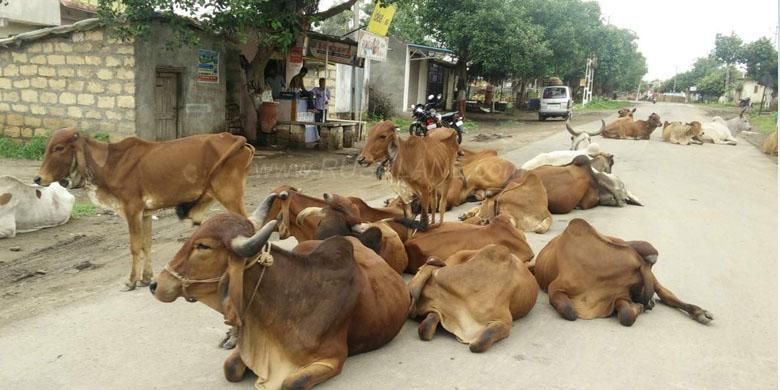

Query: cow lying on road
[617,107,636,118]
[520,141,614,173]
[35,128,254,290]
[602,113,662,140]
[151,213,409,389]
[662,121,704,145]
[566,120,604,151]
[0,175,75,238]
[408,244,538,352]
[699,117,741,145]
[534,218,714,326]
[446,148,517,208]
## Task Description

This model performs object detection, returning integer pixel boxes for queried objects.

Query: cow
[617,107,636,118]
[566,120,604,151]
[295,193,409,274]
[520,143,614,173]
[35,128,254,290]
[0,176,75,238]
[699,121,738,145]
[445,148,517,207]
[357,120,459,230]
[255,185,408,244]
[662,121,704,145]
[763,130,778,155]
[713,108,752,134]
[458,170,552,234]
[531,156,640,213]
[150,213,410,390]
[404,214,534,273]
[602,113,662,139]
[534,218,714,326]
[407,244,538,352]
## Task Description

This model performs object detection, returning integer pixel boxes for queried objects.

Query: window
[754,85,759,93]
[543,87,567,99]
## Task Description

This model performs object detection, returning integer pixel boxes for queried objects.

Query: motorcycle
[738,97,751,108]
[408,94,465,144]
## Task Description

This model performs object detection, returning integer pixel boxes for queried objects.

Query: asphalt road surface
[0,102,776,389]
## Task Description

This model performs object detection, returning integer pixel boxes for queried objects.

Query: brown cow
[445,148,517,208]
[534,218,714,326]
[662,121,704,145]
[617,107,636,118]
[151,215,409,389]
[35,128,253,290]
[762,130,778,155]
[407,244,538,352]
[531,155,599,214]
[404,214,534,273]
[295,193,409,274]
[357,120,459,230]
[602,113,662,139]
[459,170,552,233]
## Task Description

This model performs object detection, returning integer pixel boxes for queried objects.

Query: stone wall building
[0,18,239,141]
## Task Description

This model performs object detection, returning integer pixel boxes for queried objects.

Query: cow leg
[549,290,578,321]
[223,348,247,382]
[615,298,644,327]
[123,210,144,291]
[211,167,248,217]
[654,279,713,324]
[281,357,344,390]
[139,214,153,286]
[469,320,511,353]
[418,312,440,341]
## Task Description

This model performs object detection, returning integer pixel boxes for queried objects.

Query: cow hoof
[693,310,714,324]
[220,329,238,349]
[122,281,137,292]
[137,279,151,287]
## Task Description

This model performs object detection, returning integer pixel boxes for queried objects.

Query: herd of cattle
[0,106,766,389]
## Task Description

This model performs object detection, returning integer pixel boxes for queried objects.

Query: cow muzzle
[357,156,371,167]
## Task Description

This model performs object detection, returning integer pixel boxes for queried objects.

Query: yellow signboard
[367,3,397,37]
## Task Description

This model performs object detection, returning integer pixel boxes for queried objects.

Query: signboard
[357,30,388,62]
[197,49,219,83]
[689,86,697,92]
[307,38,356,65]
[288,46,303,64]
[367,3,397,37]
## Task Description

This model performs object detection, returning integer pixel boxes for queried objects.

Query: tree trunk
[456,59,468,118]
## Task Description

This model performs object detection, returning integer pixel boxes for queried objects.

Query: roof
[0,18,102,49]
[61,0,98,13]
[407,43,454,55]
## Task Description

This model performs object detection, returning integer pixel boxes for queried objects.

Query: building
[370,36,458,115]
[734,78,774,109]
[0,18,239,140]
[0,0,97,38]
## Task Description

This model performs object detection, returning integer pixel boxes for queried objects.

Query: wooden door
[155,72,178,140]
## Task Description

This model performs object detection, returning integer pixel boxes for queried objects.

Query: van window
[543,87,567,99]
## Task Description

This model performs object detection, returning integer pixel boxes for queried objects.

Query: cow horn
[585,120,606,136]
[631,108,636,113]
[565,120,581,136]
[296,207,325,226]
[626,190,643,206]
[249,193,277,229]
[231,220,278,258]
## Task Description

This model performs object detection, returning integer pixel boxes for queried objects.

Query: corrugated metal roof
[0,18,102,49]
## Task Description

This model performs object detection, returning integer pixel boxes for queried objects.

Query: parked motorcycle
[738,97,751,108]
[408,94,464,144]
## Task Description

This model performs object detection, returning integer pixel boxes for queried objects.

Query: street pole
[635,81,641,103]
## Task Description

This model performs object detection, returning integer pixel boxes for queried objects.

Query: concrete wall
[369,36,407,115]
[0,0,60,38]
[134,22,233,140]
[0,27,136,138]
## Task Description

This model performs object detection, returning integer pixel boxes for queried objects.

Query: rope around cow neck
[241,243,274,322]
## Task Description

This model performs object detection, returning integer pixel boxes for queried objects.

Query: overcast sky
[593,0,778,81]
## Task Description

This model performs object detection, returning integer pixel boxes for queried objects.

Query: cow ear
[387,136,399,160]
[222,257,245,327]
[358,226,383,254]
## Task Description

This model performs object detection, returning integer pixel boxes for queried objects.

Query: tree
[713,32,744,95]
[741,37,778,89]
[591,25,647,95]
[97,0,361,83]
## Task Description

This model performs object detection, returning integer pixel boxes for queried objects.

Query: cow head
[251,185,302,239]
[686,121,704,138]
[357,121,398,166]
[296,193,383,253]
[590,152,614,173]
[566,120,604,151]
[732,109,753,132]
[35,128,86,188]
[592,171,642,207]
[617,107,636,118]
[647,113,662,129]
[151,213,277,326]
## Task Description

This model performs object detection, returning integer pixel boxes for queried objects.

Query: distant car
[539,86,573,121]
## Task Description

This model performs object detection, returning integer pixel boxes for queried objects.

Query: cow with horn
[566,119,604,151]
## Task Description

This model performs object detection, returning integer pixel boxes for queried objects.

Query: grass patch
[0,135,48,160]
[749,111,778,135]
[92,132,110,142]
[71,202,98,218]
[575,99,633,112]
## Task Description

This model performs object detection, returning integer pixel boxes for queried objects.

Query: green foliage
[591,26,647,94]
[749,112,778,135]
[574,98,631,111]
[0,136,48,160]
[714,32,744,65]
[367,87,396,120]
[92,132,111,142]
[741,38,778,88]
[71,202,98,218]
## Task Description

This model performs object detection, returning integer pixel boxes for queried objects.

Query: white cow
[521,143,613,173]
[566,120,604,150]
[699,120,738,145]
[0,176,75,238]
[713,109,752,134]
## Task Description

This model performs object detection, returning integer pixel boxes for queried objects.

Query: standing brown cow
[534,218,714,326]
[35,128,254,290]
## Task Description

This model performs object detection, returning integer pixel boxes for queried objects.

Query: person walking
[311,77,331,123]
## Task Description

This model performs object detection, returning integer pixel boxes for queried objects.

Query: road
[0,102,776,389]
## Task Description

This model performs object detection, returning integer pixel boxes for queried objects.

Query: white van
[539,86,572,121]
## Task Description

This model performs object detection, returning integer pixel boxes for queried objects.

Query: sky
[593,0,778,81]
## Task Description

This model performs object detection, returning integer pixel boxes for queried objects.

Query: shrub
[0,135,48,160]
[368,87,395,120]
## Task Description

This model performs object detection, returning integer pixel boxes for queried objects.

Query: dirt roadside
[0,110,612,327]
